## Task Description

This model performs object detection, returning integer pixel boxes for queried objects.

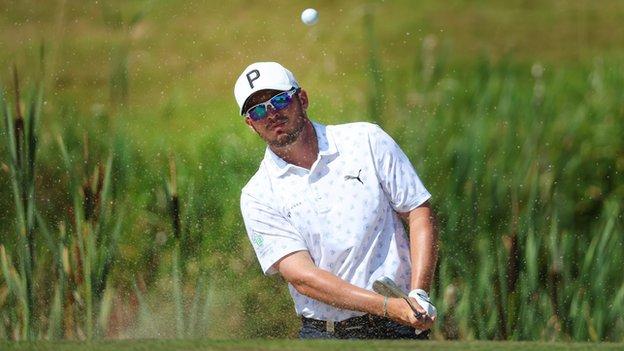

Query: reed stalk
[363,6,384,124]
[1,67,42,340]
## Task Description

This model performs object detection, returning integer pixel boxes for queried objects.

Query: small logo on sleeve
[252,233,264,247]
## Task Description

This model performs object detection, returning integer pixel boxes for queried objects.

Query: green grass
[1,340,624,351]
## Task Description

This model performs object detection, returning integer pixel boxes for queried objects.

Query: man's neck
[269,121,318,170]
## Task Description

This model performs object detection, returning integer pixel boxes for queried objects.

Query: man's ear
[245,117,257,132]
[298,89,309,110]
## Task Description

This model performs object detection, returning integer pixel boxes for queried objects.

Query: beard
[266,114,307,148]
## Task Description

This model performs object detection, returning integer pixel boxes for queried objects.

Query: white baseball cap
[234,62,300,115]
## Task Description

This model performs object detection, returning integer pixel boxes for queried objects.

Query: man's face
[244,89,309,148]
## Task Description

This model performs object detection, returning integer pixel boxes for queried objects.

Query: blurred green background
[0,0,623,342]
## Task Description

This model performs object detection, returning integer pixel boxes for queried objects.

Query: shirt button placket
[309,168,330,214]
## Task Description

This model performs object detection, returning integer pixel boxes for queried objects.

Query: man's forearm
[407,204,439,292]
[290,268,386,316]
[288,266,433,329]
[277,250,430,328]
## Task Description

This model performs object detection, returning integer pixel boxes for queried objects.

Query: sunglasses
[244,88,300,121]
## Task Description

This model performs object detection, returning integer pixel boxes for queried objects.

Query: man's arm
[400,201,439,292]
[276,250,433,329]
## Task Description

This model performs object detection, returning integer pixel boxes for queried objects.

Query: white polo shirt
[240,121,431,322]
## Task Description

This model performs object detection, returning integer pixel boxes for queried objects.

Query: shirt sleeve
[240,192,308,275]
[368,124,431,212]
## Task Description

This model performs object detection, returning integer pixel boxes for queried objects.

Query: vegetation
[0,0,622,342]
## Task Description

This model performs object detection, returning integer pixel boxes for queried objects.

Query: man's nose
[265,105,280,119]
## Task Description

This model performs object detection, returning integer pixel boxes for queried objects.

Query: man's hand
[410,288,437,318]
[387,297,435,330]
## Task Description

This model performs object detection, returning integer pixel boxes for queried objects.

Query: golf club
[372,276,424,318]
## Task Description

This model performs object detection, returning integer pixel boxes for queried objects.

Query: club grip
[403,297,423,318]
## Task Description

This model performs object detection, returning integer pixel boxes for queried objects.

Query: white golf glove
[409,288,437,334]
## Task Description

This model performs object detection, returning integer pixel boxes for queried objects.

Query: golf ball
[301,8,319,26]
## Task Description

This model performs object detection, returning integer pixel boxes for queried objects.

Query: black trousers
[300,314,431,340]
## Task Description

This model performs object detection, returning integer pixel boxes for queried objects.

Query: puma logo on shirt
[344,169,364,185]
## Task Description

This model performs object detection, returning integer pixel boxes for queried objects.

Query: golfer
[236,62,438,339]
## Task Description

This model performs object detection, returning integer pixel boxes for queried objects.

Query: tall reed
[1,68,42,340]
[363,6,384,124]
[165,156,212,338]
[56,135,123,339]
[130,155,213,338]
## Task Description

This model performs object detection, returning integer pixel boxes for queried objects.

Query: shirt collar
[263,121,338,178]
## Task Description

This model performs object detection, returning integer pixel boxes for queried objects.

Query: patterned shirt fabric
[240,121,431,322]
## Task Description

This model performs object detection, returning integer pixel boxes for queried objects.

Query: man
[235,61,438,339]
